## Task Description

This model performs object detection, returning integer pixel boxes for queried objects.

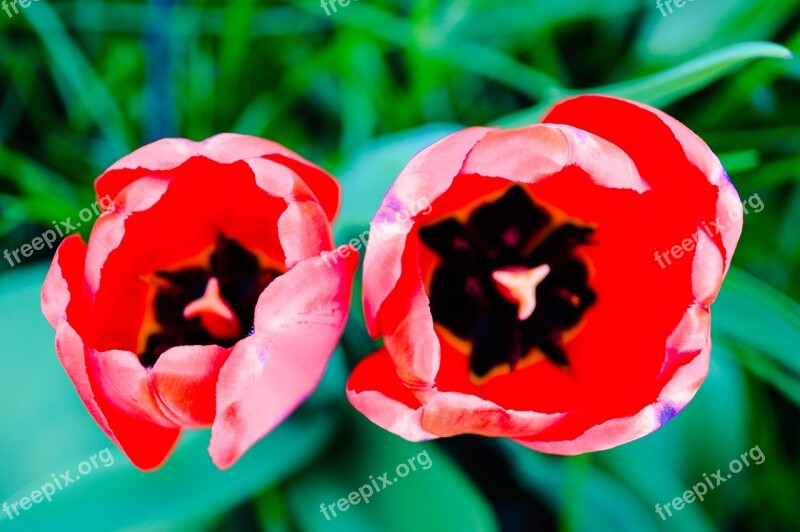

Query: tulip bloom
[42,134,356,470]
[348,95,743,453]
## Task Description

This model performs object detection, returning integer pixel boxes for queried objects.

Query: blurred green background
[1,0,799,530]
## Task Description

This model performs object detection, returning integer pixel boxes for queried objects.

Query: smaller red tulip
[42,134,357,470]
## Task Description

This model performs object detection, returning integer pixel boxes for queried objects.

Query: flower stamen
[491,264,551,321]
[183,277,242,340]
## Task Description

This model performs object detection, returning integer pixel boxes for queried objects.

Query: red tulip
[41,134,357,470]
[348,95,743,453]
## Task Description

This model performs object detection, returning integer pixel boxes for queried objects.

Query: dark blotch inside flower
[418,185,596,381]
[139,233,280,367]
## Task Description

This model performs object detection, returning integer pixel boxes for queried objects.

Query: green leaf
[716,337,800,409]
[255,485,293,532]
[283,412,499,532]
[713,267,800,377]
[595,42,792,107]
[501,442,659,532]
[0,266,342,529]
[0,146,84,226]
[295,2,564,100]
[713,268,800,408]
[497,42,792,128]
[717,150,761,175]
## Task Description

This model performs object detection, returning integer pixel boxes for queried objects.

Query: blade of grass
[23,1,133,153]
[496,42,792,127]
[714,267,800,377]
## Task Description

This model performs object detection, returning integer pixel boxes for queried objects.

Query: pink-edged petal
[636,102,744,273]
[97,134,339,220]
[514,340,710,455]
[513,305,711,453]
[150,344,232,427]
[691,221,727,306]
[461,124,650,193]
[55,322,181,470]
[657,304,712,406]
[85,176,171,293]
[277,201,334,269]
[86,347,175,427]
[421,392,564,438]
[209,250,358,469]
[245,157,317,203]
[198,133,316,165]
[346,350,437,442]
[542,95,711,193]
[41,235,89,332]
[264,153,341,222]
[246,156,335,268]
[105,138,198,173]
[717,180,744,274]
[347,349,564,441]
[379,233,440,389]
[55,322,117,442]
[363,126,494,335]
[201,134,340,221]
[97,134,287,187]
[513,404,665,455]
[646,104,744,302]
[542,94,740,279]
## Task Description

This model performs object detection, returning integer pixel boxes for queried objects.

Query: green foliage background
[0,0,798,530]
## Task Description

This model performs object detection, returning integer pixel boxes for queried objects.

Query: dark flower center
[137,233,281,367]
[418,185,596,382]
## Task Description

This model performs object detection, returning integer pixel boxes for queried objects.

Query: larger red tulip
[348,95,743,453]
[41,134,357,470]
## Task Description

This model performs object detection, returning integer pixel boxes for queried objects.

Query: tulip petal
[543,95,740,273]
[378,233,441,389]
[277,201,334,269]
[347,349,565,440]
[461,124,650,193]
[650,109,743,276]
[43,232,180,469]
[85,176,171,294]
[245,157,317,204]
[41,235,90,336]
[209,250,357,469]
[511,304,711,453]
[346,349,437,441]
[421,392,564,439]
[151,344,231,427]
[86,348,175,427]
[87,165,290,352]
[56,322,181,470]
[96,134,340,222]
[363,127,494,335]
